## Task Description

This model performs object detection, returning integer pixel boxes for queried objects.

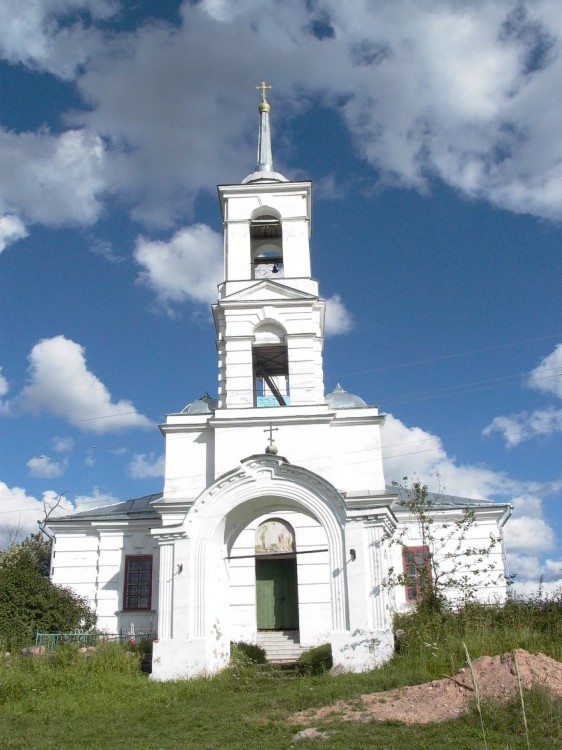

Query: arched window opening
[253,324,289,407]
[253,323,289,408]
[253,345,289,407]
[250,211,283,279]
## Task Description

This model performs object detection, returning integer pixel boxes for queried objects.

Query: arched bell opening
[253,321,289,407]
[250,208,283,279]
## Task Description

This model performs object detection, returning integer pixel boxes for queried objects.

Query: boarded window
[402,546,431,603]
[123,555,152,610]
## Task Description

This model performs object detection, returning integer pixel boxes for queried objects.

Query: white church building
[49,86,511,680]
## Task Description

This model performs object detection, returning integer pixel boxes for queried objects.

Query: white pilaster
[366,522,392,630]
[156,539,175,639]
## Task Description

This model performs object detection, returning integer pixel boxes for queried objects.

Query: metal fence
[35,629,157,650]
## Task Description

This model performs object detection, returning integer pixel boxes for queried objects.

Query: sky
[0,0,560,595]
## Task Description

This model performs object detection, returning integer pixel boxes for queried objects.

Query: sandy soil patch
[291,649,562,725]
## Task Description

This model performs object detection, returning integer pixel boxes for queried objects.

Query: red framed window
[123,556,152,610]
[402,546,431,603]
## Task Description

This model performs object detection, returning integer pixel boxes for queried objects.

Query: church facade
[49,87,511,680]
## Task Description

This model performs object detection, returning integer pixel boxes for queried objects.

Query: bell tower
[213,83,325,410]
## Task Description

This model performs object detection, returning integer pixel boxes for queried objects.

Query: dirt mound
[291,649,562,725]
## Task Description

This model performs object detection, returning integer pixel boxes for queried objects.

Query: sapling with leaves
[384,477,508,609]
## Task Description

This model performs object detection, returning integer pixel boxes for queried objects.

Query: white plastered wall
[50,523,159,635]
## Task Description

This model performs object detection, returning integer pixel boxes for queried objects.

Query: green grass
[1,598,562,749]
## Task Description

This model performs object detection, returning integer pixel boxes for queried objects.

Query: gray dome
[325,383,367,409]
[181,392,217,415]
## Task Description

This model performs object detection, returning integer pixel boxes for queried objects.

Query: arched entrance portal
[150,456,351,679]
[255,519,299,631]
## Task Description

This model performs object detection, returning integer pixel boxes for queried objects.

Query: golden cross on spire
[256,81,272,104]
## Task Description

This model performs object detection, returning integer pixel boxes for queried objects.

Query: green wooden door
[255,557,299,630]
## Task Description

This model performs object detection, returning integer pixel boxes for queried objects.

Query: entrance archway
[185,455,349,673]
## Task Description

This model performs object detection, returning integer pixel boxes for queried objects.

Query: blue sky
[0,0,560,593]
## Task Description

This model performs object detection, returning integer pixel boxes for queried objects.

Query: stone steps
[257,630,304,663]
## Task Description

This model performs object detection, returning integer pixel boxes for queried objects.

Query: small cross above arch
[264,424,278,454]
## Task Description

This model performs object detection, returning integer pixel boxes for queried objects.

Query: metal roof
[51,493,163,523]
[390,484,497,510]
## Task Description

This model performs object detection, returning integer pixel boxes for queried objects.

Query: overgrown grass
[391,592,562,686]
[1,597,561,749]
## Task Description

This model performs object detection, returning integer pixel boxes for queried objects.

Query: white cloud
[314,175,347,201]
[10,335,153,433]
[381,412,521,500]
[0,483,124,542]
[0,128,107,227]
[483,343,562,445]
[72,487,119,514]
[127,453,165,479]
[0,484,75,541]
[505,516,555,554]
[26,435,74,479]
[90,237,124,264]
[507,554,562,596]
[0,0,118,78]
[483,407,562,446]
[0,214,27,253]
[27,455,68,479]
[528,343,562,399]
[134,225,223,310]
[324,294,354,336]
[0,368,8,398]
[134,226,355,329]
[64,0,562,224]
[0,2,559,239]
[52,436,75,453]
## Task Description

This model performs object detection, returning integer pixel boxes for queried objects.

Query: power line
[1,366,559,470]
[329,333,562,378]
[0,333,559,440]
[0,416,559,509]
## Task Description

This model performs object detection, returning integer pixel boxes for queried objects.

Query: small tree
[384,478,507,610]
[0,533,96,649]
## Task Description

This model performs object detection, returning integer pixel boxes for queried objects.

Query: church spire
[242,81,288,185]
[255,81,273,173]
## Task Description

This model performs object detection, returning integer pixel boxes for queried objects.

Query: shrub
[0,562,96,650]
[297,643,333,674]
[230,641,267,664]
